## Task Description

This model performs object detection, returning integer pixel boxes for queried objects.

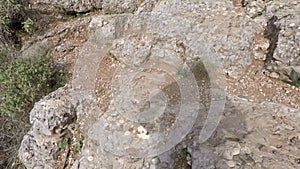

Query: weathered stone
[31,0,144,13]
[20,39,49,59]
[32,0,102,13]
[18,86,77,169]
[17,0,300,169]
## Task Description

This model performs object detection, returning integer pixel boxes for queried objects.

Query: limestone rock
[32,0,102,13]
[18,86,77,169]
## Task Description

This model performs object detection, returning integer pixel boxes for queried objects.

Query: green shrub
[0,55,68,117]
[0,0,25,30]
[0,0,29,49]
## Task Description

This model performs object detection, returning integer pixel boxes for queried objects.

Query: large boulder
[18,86,77,169]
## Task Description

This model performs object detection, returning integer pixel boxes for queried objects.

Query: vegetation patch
[0,54,68,117]
[0,0,28,48]
[0,51,68,168]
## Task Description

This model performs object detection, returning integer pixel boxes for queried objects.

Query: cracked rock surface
[18,0,300,168]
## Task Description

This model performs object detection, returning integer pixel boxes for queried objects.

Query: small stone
[266,65,273,70]
[289,23,296,27]
[241,146,251,154]
[137,126,150,139]
[151,157,160,165]
[254,163,262,169]
[87,156,93,161]
[223,150,233,160]
[232,147,241,156]
[124,131,131,136]
[270,72,279,79]
[226,161,236,168]
[143,162,150,168]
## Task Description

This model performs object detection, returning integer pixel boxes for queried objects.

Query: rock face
[19,0,300,169]
[32,0,102,13]
[245,0,300,79]
[32,0,145,13]
[19,86,77,169]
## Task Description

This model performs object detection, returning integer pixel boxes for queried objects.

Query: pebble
[289,23,296,28]
[241,146,251,155]
[143,162,150,168]
[226,160,236,168]
[151,157,160,165]
[87,156,94,161]
[124,131,131,135]
[270,72,280,79]
[232,147,241,156]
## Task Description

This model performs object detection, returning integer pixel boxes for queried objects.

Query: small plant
[22,17,34,33]
[90,117,97,122]
[290,69,300,87]
[95,86,105,95]
[109,53,120,62]
[73,136,84,153]
[175,67,187,77]
[59,138,68,149]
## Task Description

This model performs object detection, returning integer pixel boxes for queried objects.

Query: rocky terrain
[16,0,300,168]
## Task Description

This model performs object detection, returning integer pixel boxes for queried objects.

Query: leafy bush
[0,0,28,49]
[0,0,25,30]
[0,55,68,117]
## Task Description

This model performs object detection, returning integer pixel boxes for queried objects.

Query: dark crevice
[263,16,281,65]
[63,7,98,17]
[241,0,248,7]
[64,10,90,16]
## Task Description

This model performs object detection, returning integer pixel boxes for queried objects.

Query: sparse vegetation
[73,136,84,153]
[0,0,28,49]
[0,0,25,29]
[0,51,68,168]
[0,55,68,117]
[22,17,34,34]
[175,67,187,77]
[290,68,300,87]
[59,138,69,149]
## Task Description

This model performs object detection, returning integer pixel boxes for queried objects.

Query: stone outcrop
[19,86,77,169]
[19,0,300,168]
